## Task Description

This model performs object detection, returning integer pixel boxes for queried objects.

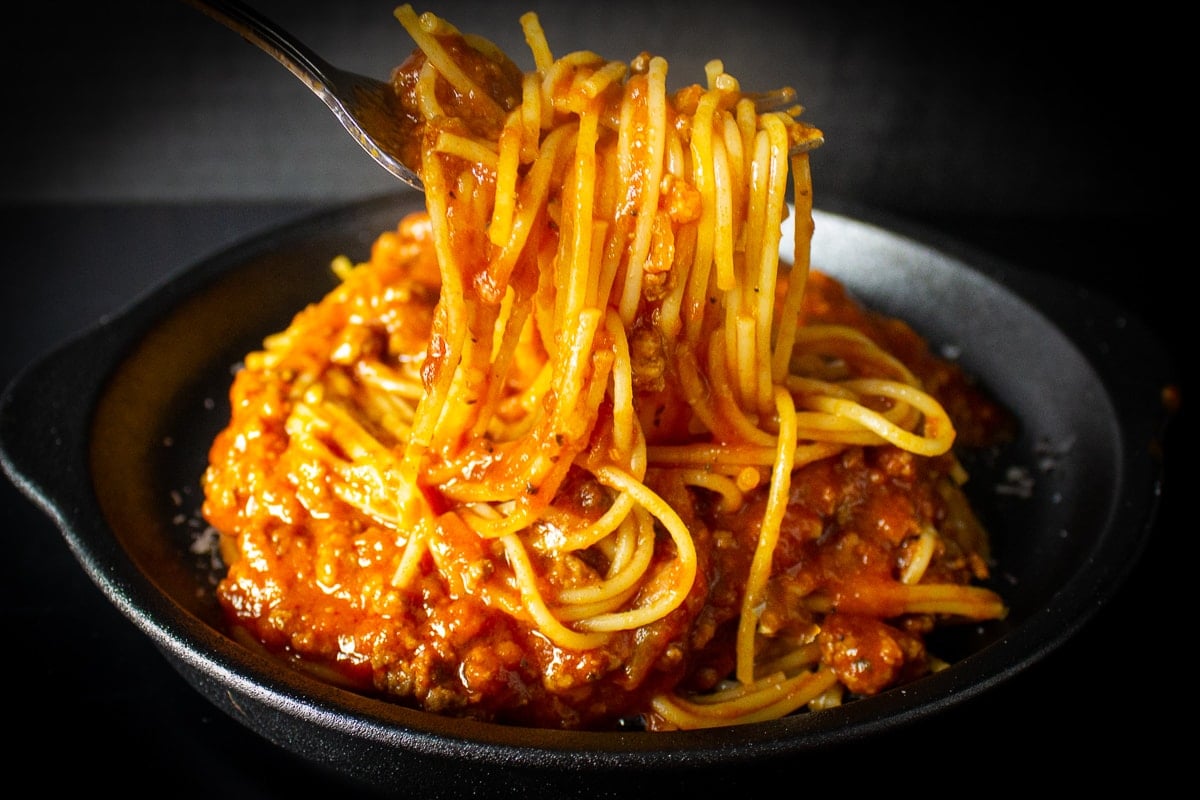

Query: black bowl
[0,193,1176,796]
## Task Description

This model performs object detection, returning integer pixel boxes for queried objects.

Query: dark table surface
[0,0,1187,795]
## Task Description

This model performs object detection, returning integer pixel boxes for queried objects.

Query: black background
[0,0,1185,794]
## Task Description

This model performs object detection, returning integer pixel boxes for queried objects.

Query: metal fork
[184,0,425,192]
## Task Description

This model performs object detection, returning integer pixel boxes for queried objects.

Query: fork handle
[183,0,340,95]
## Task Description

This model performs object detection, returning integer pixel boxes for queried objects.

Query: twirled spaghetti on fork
[202,5,1014,730]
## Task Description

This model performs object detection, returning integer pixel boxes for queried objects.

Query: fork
[184,0,425,192]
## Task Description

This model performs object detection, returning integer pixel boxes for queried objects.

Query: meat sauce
[202,215,1014,730]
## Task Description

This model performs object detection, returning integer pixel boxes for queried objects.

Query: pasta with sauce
[201,5,1014,730]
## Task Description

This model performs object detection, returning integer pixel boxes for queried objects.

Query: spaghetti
[202,6,1014,731]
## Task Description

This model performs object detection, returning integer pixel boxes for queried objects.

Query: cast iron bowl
[0,193,1176,796]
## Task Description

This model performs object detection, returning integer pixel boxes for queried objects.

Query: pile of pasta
[202,6,1012,730]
